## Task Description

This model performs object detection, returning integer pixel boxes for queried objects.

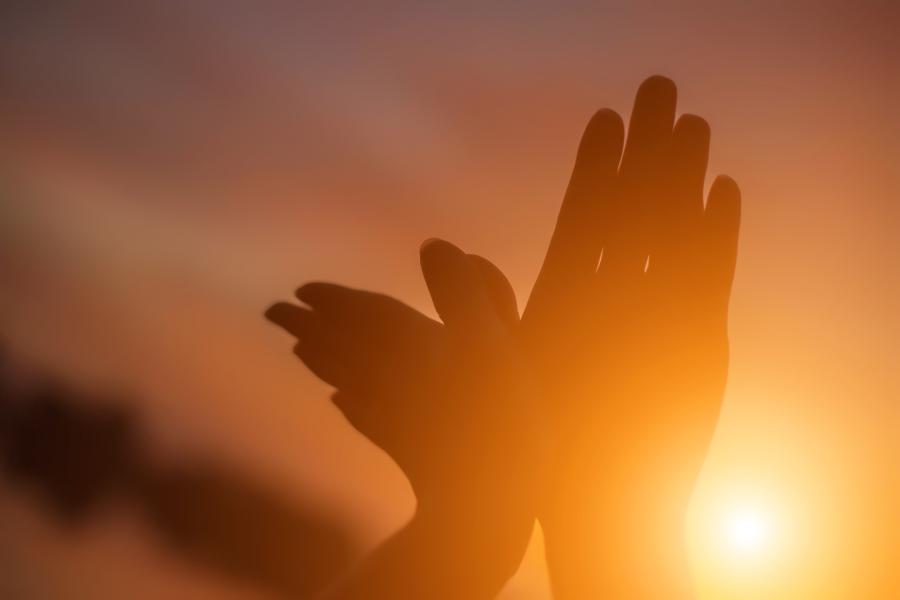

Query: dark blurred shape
[0,347,357,598]
[0,378,136,523]
[136,462,355,599]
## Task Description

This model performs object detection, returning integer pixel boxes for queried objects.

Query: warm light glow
[725,507,770,556]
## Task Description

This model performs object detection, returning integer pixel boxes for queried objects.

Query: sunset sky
[1,2,897,598]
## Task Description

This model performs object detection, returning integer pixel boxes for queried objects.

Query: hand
[523,75,740,597]
[267,239,541,598]
[267,75,741,598]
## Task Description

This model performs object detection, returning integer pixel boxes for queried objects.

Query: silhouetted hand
[521,75,741,598]
[268,239,541,599]
[268,75,740,598]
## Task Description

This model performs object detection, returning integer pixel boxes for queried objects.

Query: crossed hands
[267,76,741,599]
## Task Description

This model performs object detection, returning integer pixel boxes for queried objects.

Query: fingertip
[706,175,742,235]
[637,75,677,105]
[265,302,318,336]
[295,281,344,307]
[703,175,742,297]
[712,174,740,197]
[419,238,467,273]
[622,75,678,169]
[419,237,441,252]
[295,282,321,304]
[586,108,625,138]
[674,113,710,142]
[264,301,294,323]
[420,239,499,333]
[708,175,742,213]
[576,108,625,165]
[419,237,461,256]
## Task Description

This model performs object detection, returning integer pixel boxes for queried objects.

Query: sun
[691,494,782,567]
[725,508,770,555]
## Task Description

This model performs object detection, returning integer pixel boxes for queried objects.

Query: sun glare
[689,485,788,577]
[725,508,770,555]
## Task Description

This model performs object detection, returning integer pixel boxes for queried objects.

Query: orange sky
[1,2,897,598]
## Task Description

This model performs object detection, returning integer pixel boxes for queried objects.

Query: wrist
[414,485,534,556]
[541,472,695,599]
[326,507,533,600]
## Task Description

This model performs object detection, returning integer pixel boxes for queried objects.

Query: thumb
[467,254,519,332]
[419,239,503,346]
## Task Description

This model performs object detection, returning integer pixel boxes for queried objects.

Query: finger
[619,75,679,180]
[701,175,741,312]
[419,238,502,345]
[670,114,710,216]
[649,114,710,279]
[266,302,354,388]
[467,254,519,331]
[535,109,625,290]
[297,282,403,333]
[294,282,444,399]
[297,282,434,335]
[602,75,677,274]
[265,302,318,339]
[295,282,362,316]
